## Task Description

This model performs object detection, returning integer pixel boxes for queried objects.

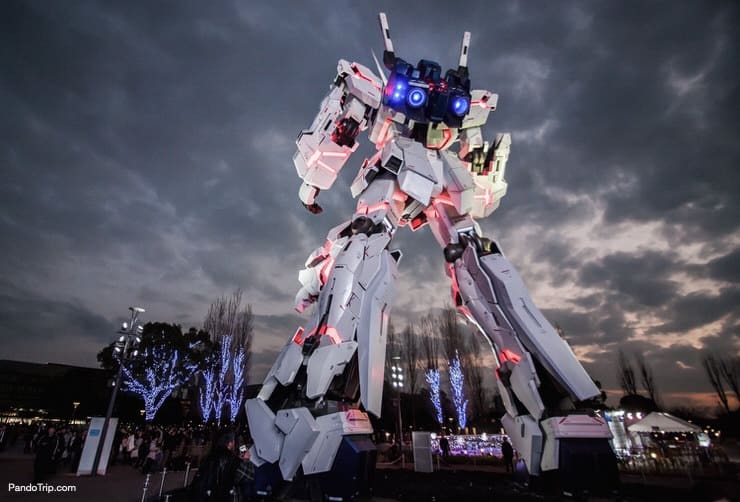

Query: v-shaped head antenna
[378,12,396,69]
[458,31,471,79]
[371,49,388,86]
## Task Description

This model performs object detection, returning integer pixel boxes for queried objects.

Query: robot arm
[294,60,383,213]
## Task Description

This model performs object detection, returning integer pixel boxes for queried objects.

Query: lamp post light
[71,401,80,424]
[390,356,405,468]
[91,306,145,476]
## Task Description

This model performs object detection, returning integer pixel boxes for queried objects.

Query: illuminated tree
[198,367,216,421]
[213,335,232,424]
[123,348,198,421]
[425,368,443,426]
[449,350,468,430]
[202,291,253,424]
[116,324,208,422]
[228,346,247,422]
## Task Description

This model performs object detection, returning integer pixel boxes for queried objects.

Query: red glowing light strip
[317,160,338,174]
[292,327,305,345]
[351,64,382,91]
[307,150,322,167]
[392,191,407,202]
[359,201,390,215]
[319,256,335,285]
[499,349,522,364]
[318,325,343,344]
[375,117,393,148]
[474,181,494,207]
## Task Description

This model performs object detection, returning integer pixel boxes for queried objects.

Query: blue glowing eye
[451,96,469,116]
[387,78,408,104]
[407,88,427,108]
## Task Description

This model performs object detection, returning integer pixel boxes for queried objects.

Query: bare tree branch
[420,314,439,371]
[618,350,638,396]
[636,354,660,407]
[718,356,740,409]
[702,354,731,414]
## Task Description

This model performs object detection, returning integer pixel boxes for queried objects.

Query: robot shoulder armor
[337,59,382,109]
[461,90,499,129]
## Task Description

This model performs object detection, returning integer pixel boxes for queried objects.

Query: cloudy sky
[1,0,737,411]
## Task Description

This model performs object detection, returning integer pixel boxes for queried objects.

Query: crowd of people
[0,421,258,500]
[0,423,85,482]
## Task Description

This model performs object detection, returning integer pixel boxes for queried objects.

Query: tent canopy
[627,412,701,433]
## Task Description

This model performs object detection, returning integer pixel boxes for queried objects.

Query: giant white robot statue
[247,12,616,497]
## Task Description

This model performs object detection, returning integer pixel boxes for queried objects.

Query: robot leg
[427,202,617,493]
[247,177,401,498]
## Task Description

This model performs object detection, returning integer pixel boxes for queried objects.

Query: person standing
[501,437,514,473]
[439,435,451,459]
[234,443,255,501]
[33,426,62,483]
[191,432,240,502]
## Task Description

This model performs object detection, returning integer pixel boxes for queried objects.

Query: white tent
[627,412,701,433]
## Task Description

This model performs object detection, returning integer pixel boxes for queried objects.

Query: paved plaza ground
[1,444,737,501]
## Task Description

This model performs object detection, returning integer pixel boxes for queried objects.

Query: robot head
[377,13,472,128]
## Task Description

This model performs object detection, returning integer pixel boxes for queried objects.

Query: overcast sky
[1,0,738,412]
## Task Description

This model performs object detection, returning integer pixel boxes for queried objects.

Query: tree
[718,357,740,408]
[111,323,210,422]
[199,366,216,421]
[425,368,443,427]
[201,290,254,423]
[462,332,487,425]
[702,354,731,414]
[203,289,254,356]
[420,315,443,427]
[420,314,440,371]
[401,324,420,428]
[438,307,465,363]
[449,350,468,430]
[636,354,660,408]
[618,350,638,396]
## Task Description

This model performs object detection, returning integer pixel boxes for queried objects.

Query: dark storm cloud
[651,287,740,335]
[1,0,738,407]
[578,251,682,309]
[706,248,740,284]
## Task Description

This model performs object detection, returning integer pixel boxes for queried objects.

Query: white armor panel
[355,176,403,225]
[503,413,543,475]
[395,138,443,206]
[509,352,546,420]
[245,399,284,463]
[294,85,357,192]
[461,89,497,129]
[257,339,305,401]
[459,127,484,159]
[276,408,321,480]
[479,252,599,401]
[302,410,374,475]
[540,415,612,471]
[273,342,304,387]
[440,150,475,215]
[338,59,383,110]
[305,341,359,399]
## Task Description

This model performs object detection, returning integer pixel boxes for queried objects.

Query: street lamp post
[90,306,145,476]
[391,356,405,468]
[71,401,80,424]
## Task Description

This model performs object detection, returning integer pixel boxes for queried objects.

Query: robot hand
[303,202,323,214]
[466,141,490,174]
[299,183,323,215]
